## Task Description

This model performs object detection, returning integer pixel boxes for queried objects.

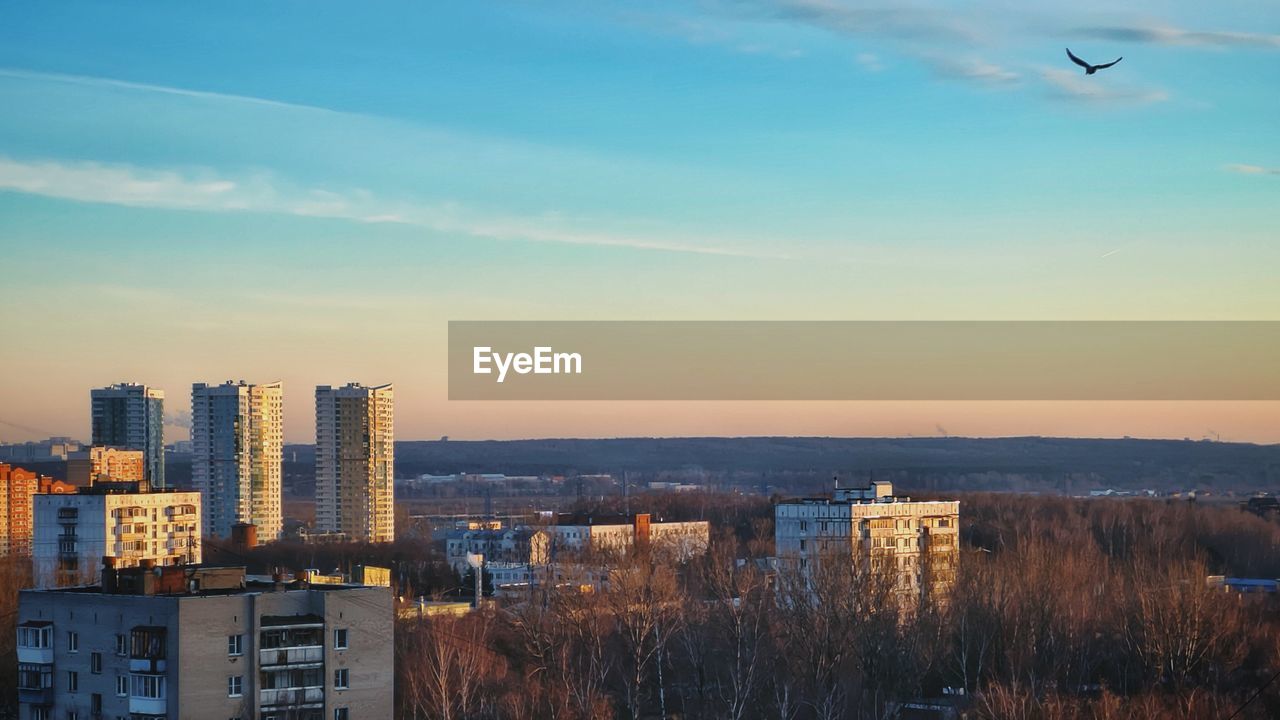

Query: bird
[1066,48,1122,75]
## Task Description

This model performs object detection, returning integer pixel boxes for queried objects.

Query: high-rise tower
[315,383,394,543]
[191,381,283,540]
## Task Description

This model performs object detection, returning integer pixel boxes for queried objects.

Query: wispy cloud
[924,56,1020,86]
[1040,68,1169,106]
[1225,163,1280,176]
[0,156,785,259]
[745,0,981,44]
[0,67,340,114]
[855,52,883,72]
[1073,25,1280,49]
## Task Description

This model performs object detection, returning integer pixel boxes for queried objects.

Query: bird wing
[1093,57,1123,70]
[1065,48,1091,68]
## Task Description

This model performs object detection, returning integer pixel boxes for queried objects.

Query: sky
[0,1,1277,444]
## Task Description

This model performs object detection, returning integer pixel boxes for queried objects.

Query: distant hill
[155,436,1280,495]
[390,436,1280,494]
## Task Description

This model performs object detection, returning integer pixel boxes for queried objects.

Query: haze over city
[1,1,1278,442]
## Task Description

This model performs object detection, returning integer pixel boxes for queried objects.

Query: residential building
[192,381,284,541]
[32,485,202,588]
[542,513,711,561]
[1,463,41,556]
[91,383,165,487]
[66,446,146,487]
[445,527,536,572]
[314,383,394,543]
[774,480,960,601]
[17,564,393,720]
[0,437,84,464]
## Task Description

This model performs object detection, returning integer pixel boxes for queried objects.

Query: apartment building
[191,381,284,541]
[17,564,393,720]
[66,446,146,487]
[774,480,959,601]
[314,384,394,543]
[542,513,711,561]
[1,463,41,556]
[445,526,536,572]
[32,485,202,588]
[91,384,165,487]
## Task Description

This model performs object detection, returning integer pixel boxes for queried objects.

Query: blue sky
[0,1,1277,442]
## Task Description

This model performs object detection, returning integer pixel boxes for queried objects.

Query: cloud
[0,67,340,114]
[1040,68,1169,106]
[748,0,981,43]
[1225,163,1280,175]
[925,56,1020,86]
[1073,25,1280,49]
[855,52,884,72]
[0,156,785,259]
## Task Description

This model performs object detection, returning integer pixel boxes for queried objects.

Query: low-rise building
[66,446,146,487]
[17,563,393,720]
[32,484,203,588]
[544,513,710,561]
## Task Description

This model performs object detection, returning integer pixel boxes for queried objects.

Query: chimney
[102,556,118,593]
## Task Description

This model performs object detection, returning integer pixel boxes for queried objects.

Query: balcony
[260,645,323,667]
[17,646,53,664]
[129,696,167,715]
[260,686,325,709]
[17,686,53,705]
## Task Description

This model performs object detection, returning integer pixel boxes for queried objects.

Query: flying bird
[1066,48,1122,75]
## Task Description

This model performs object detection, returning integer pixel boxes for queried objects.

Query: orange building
[66,446,146,486]
[0,463,42,556]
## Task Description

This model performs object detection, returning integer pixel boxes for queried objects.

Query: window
[130,674,165,699]
[334,668,349,689]
[90,693,102,714]
[333,628,348,649]
[799,539,806,551]
[90,652,102,673]
[334,709,349,720]
[116,674,128,696]
[68,631,79,653]
[68,712,78,720]
[18,663,52,690]
[17,624,52,648]
[115,633,128,655]
[67,670,78,692]
[31,708,49,720]
[228,634,243,656]
[228,675,243,697]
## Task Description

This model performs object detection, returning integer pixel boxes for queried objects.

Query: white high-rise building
[315,383,394,543]
[191,381,284,541]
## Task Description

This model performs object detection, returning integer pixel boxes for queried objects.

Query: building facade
[91,384,165,488]
[314,384,394,543]
[774,481,960,601]
[32,487,202,588]
[66,446,146,487]
[191,381,284,541]
[1,463,41,556]
[542,513,711,561]
[17,565,393,720]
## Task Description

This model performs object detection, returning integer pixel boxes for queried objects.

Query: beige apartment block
[775,480,959,602]
[315,384,395,543]
[192,381,284,541]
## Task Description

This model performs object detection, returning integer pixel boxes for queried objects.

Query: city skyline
[1,1,1278,442]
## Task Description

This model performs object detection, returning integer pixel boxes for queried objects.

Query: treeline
[396,493,1280,719]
